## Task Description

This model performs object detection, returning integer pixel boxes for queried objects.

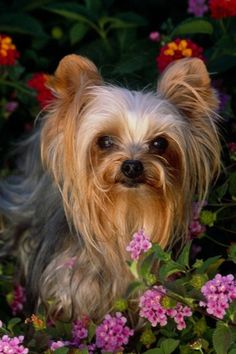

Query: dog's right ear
[47,54,102,100]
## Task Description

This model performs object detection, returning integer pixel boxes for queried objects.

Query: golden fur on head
[37,55,221,320]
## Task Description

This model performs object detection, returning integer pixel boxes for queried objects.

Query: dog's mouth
[120,177,145,188]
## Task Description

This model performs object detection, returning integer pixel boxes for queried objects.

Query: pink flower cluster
[139,286,192,330]
[0,335,28,354]
[188,0,208,16]
[95,312,134,352]
[188,202,206,239]
[71,316,89,346]
[166,303,193,330]
[200,273,236,319]
[126,229,152,260]
[10,284,26,315]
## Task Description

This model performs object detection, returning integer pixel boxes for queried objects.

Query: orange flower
[0,34,19,65]
[156,38,204,72]
[25,314,46,331]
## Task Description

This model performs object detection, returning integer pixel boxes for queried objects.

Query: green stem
[0,78,34,96]
[219,19,227,34]
[204,234,229,248]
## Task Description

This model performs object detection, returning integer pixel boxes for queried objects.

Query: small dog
[0,55,220,322]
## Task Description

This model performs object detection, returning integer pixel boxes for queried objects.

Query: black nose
[121,160,144,179]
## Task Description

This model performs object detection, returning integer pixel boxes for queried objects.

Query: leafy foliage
[0,0,236,353]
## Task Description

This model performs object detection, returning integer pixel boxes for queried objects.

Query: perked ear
[41,54,102,190]
[47,54,102,99]
[157,58,219,119]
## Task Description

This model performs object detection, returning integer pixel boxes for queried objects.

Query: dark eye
[97,136,114,149]
[150,137,168,154]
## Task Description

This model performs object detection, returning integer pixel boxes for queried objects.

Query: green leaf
[176,242,191,267]
[171,18,213,37]
[143,339,180,354]
[143,349,162,354]
[160,339,180,354]
[140,251,156,278]
[215,182,229,201]
[228,300,236,324]
[229,350,236,354]
[70,23,89,45]
[116,12,147,26]
[208,55,236,74]
[196,256,222,273]
[159,261,184,282]
[0,13,47,37]
[125,280,144,297]
[54,348,69,354]
[213,322,233,354]
[85,0,102,14]
[21,0,55,11]
[88,321,96,342]
[229,171,236,197]
[7,318,22,332]
[152,244,171,262]
[44,2,95,22]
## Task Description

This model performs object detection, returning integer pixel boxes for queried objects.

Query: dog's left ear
[158,58,221,202]
[157,58,219,119]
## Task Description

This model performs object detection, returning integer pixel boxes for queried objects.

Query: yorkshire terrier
[0,55,221,322]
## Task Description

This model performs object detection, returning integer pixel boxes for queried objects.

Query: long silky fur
[0,55,221,322]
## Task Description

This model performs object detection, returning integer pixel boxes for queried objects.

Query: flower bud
[200,210,216,227]
[140,329,156,347]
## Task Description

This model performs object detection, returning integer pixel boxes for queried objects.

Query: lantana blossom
[28,73,54,109]
[139,286,192,330]
[0,335,28,354]
[188,0,208,17]
[156,38,204,72]
[126,229,152,260]
[200,273,236,319]
[209,0,236,19]
[71,316,89,346]
[95,312,134,352]
[0,34,19,65]
[9,284,26,315]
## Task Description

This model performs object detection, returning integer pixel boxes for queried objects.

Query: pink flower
[50,340,68,351]
[0,335,28,354]
[139,286,168,327]
[126,229,152,260]
[79,343,97,354]
[9,284,26,315]
[167,304,192,330]
[95,312,134,352]
[188,202,207,239]
[200,274,236,319]
[71,316,89,346]
[188,0,208,16]
[139,286,192,330]
[228,142,236,153]
[149,31,161,42]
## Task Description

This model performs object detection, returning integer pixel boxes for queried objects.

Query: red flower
[209,0,236,19]
[156,38,204,72]
[0,34,19,66]
[28,73,54,109]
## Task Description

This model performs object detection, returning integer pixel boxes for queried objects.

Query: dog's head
[41,55,220,250]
